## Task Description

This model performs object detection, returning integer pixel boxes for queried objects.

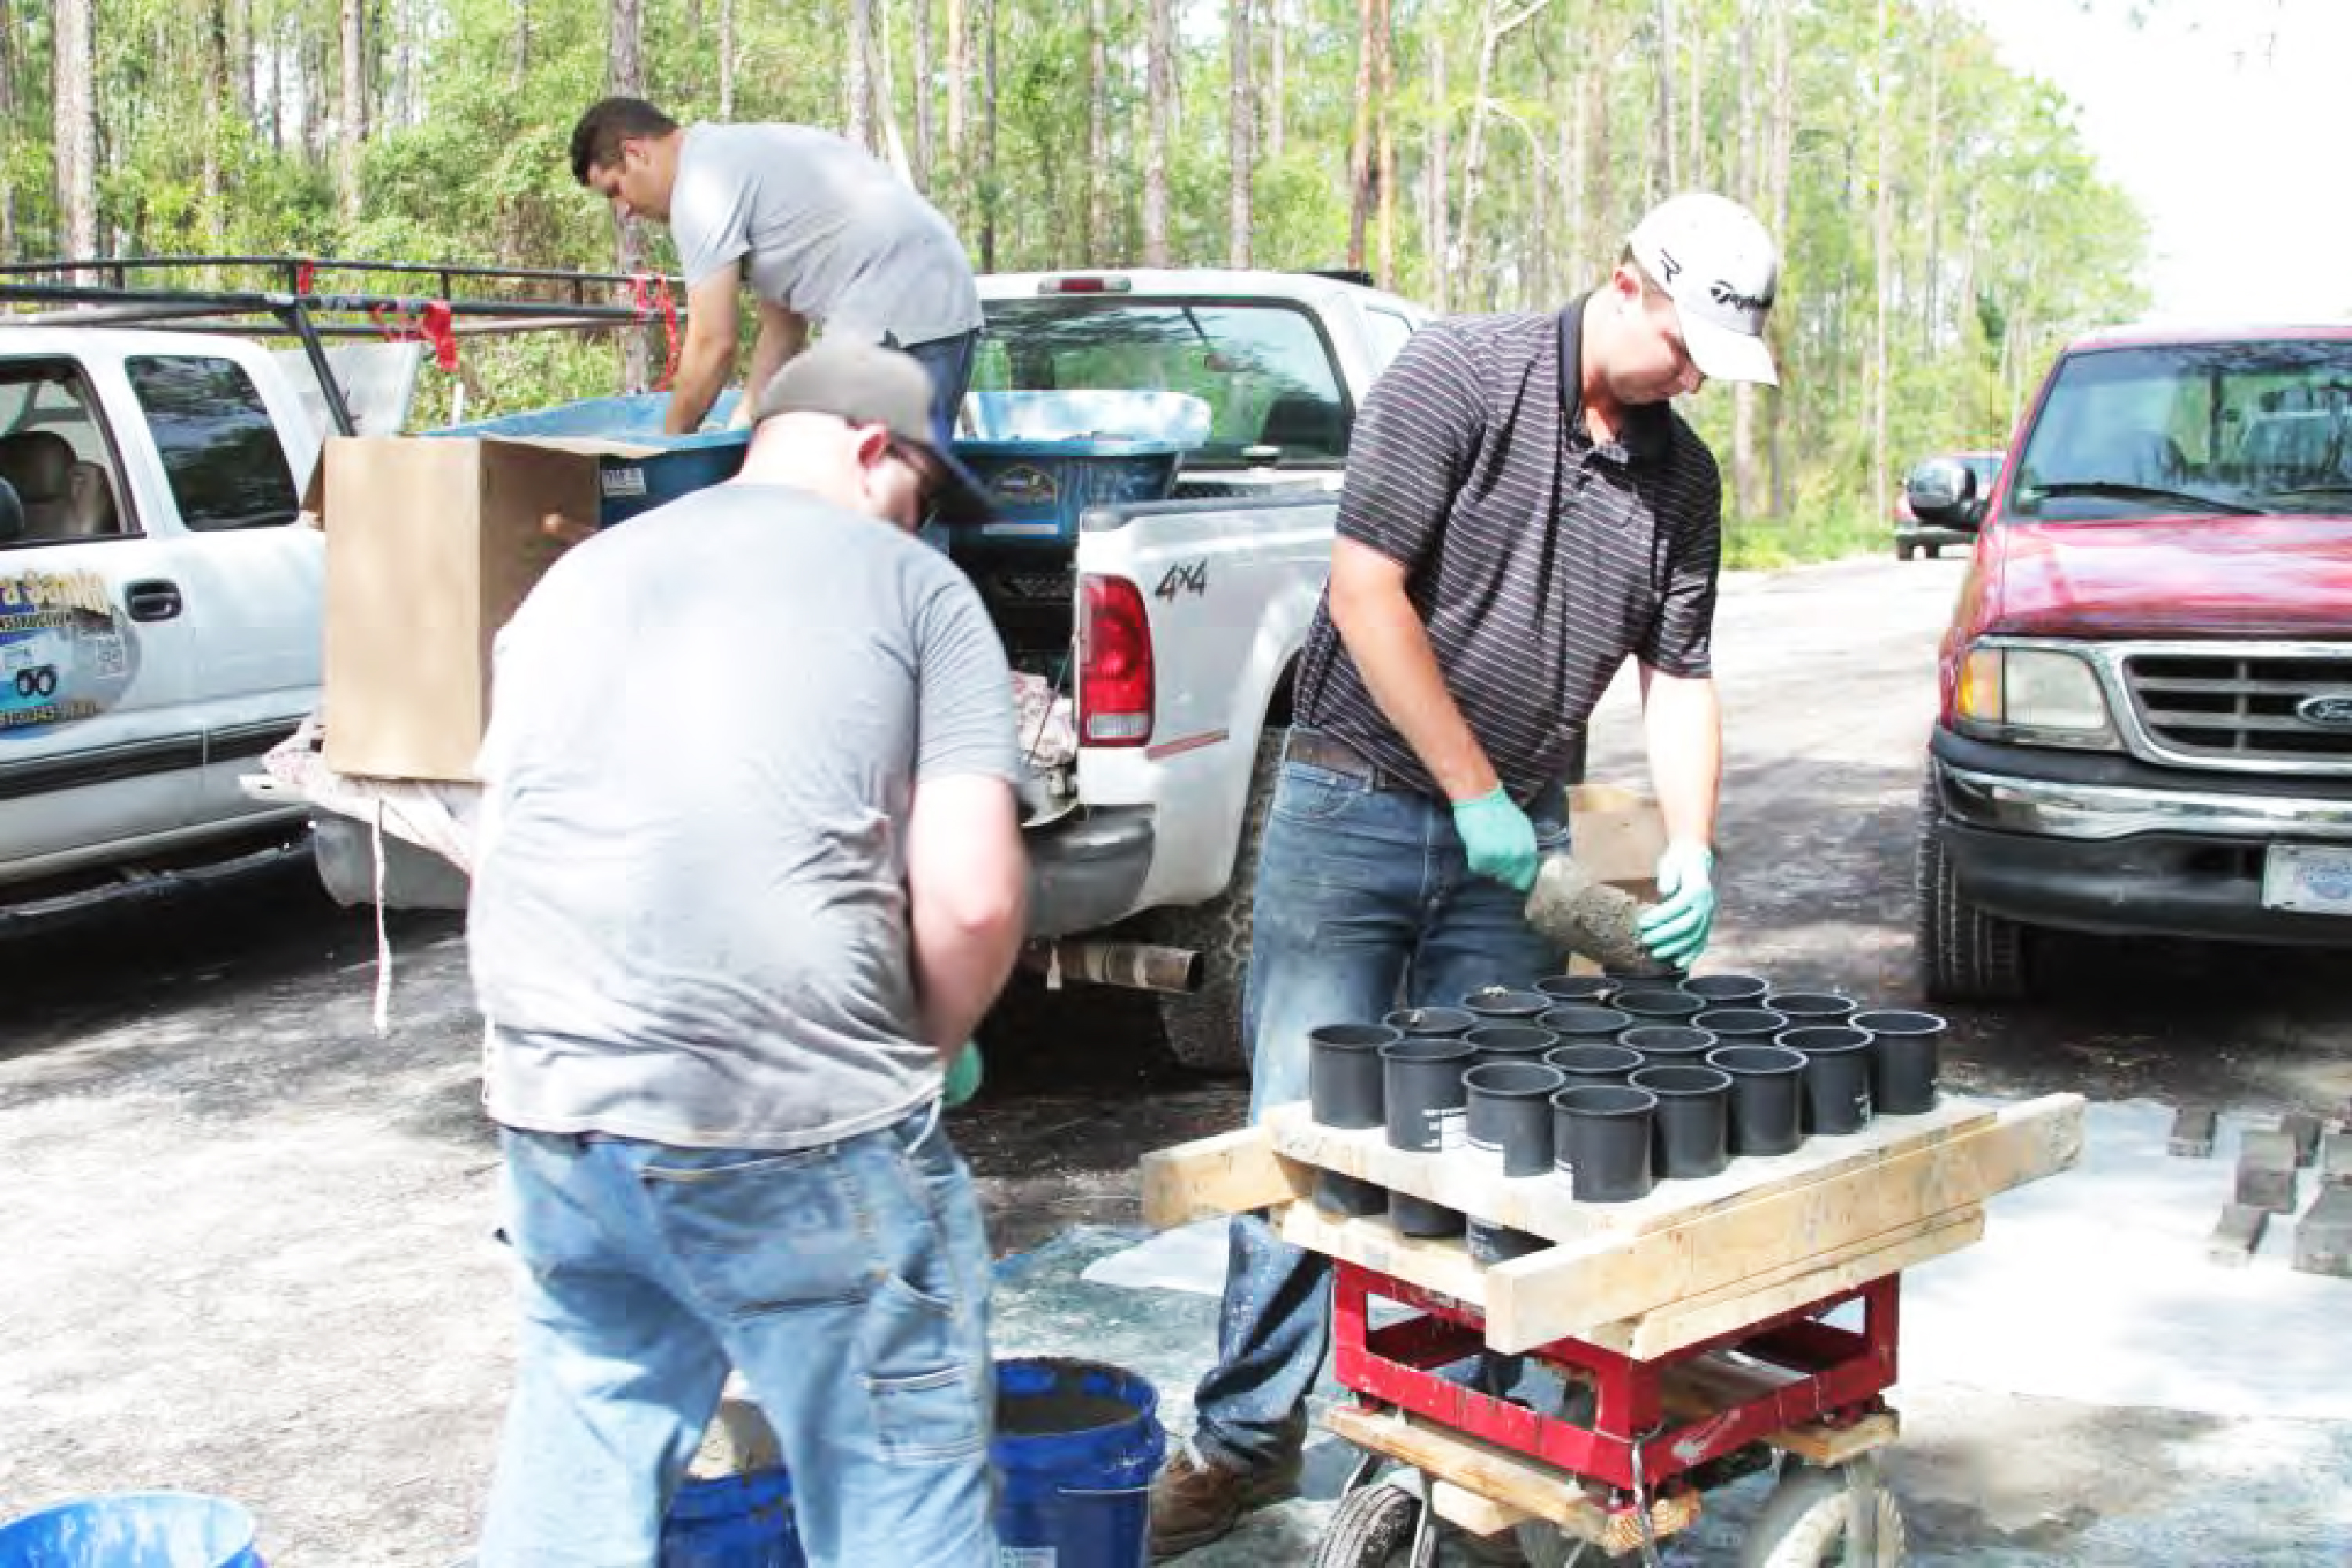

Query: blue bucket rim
[0,1490,259,1552]
[993,1357,1166,1484]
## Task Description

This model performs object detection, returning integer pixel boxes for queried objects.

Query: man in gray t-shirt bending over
[468,343,1025,1568]
[571,96,984,440]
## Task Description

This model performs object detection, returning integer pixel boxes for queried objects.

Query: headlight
[1955,644,2118,749]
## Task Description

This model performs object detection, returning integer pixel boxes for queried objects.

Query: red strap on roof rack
[630,273,681,393]
[364,298,460,373]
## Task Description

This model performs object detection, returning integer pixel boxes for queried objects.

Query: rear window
[125,355,300,532]
[975,298,1352,469]
[2009,338,2352,519]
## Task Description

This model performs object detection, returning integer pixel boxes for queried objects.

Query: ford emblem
[2296,693,2352,728]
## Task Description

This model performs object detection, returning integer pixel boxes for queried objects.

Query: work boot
[1147,1414,1307,1559]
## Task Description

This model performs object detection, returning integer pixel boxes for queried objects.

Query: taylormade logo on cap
[1628,192,1781,387]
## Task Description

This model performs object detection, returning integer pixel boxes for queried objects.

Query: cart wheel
[1738,1463,1907,1568]
[1510,1522,1622,1566]
[1310,1480,1422,1568]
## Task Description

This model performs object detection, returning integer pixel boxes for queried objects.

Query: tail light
[1080,575,1154,746]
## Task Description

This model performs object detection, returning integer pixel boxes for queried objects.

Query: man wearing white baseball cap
[1149,193,1780,1561]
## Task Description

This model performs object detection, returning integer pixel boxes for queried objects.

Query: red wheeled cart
[1142,1093,2083,1566]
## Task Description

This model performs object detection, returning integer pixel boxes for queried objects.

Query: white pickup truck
[6,267,1428,1073]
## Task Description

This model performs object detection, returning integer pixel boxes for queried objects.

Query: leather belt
[1284,728,1410,789]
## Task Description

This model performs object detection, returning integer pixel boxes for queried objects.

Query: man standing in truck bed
[568,96,983,441]
[1149,192,1783,1559]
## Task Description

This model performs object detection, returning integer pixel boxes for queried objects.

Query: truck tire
[1149,724,1283,1074]
[1915,771,2029,1003]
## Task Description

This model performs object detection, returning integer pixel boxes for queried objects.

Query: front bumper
[1929,745,2352,945]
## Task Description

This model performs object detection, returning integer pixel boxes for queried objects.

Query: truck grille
[2122,651,2352,768]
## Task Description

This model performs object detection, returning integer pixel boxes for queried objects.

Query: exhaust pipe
[1021,939,1202,994]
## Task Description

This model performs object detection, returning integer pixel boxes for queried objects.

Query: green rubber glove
[1450,787,1541,893]
[1637,842,1718,967]
[942,1040,985,1109]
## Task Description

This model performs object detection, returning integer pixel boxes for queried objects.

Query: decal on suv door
[0,567,136,735]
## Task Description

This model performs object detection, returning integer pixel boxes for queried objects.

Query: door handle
[125,579,183,622]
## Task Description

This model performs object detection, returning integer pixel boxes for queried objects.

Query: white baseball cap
[1627,192,1780,387]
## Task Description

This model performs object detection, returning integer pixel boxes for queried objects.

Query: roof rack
[0,256,687,436]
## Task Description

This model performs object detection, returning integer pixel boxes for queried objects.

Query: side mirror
[1905,457,1977,525]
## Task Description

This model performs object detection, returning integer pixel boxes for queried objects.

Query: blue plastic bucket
[993,1358,1166,1568]
[0,1493,261,1567]
[659,1468,803,1568]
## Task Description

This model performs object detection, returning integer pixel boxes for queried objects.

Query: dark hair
[569,97,680,184]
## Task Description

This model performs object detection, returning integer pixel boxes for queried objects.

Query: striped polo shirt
[1293,298,1724,804]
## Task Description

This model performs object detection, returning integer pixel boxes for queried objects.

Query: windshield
[2008,338,2352,520]
[974,298,1352,469]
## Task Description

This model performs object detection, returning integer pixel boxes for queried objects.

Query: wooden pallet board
[1481,1098,2081,1351]
[1324,1404,1704,1550]
[1657,1356,1902,1465]
[1263,1094,1999,1245]
[1139,1123,1305,1228]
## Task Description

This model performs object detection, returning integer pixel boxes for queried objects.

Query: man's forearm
[1334,581,1498,801]
[742,309,810,416]
[912,899,1025,1055]
[1641,670,1722,848]
[663,336,734,434]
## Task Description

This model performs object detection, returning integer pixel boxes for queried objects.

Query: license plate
[2261,845,2352,915]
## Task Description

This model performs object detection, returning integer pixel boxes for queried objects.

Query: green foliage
[2,0,2156,541]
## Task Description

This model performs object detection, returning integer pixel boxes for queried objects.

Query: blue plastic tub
[994,1358,1167,1568]
[659,1468,803,1568]
[433,393,750,528]
[0,1493,262,1567]
[955,440,1187,548]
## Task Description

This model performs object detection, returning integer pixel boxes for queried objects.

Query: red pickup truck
[1910,323,2352,1000]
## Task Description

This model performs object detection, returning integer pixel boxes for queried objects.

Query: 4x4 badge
[2295,694,2352,728]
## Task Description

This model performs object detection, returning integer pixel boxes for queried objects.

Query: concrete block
[2281,1112,2324,1168]
[2165,1105,2217,1158]
[2235,1130,2299,1215]
[2321,1132,2352,1187]
[2293,1186,2352,1279]
[2208,1203,2269,1267]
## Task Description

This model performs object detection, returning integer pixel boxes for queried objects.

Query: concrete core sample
[1523,853,1664,973]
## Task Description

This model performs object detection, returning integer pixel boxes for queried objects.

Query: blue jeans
[1189,747,1566,1473]
[892,329,979,449]
[478,1102,996,1568]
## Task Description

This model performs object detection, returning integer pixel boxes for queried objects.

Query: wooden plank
[1276,1205,1491,1308]
[1323,1404,1700,1548]
[1591,1207,1985,1359]
[1264,1094,1999,1246]
[1138,1123,1305,1229]
[1428,1480,1534,1539]
[1655,1360,1901,1464]
[1481,1095,2083,1352]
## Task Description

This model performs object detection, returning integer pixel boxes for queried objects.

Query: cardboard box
[318,430,745,782]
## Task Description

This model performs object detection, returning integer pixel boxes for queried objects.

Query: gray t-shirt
[670,122,982,347]
[467,482,1018,1151]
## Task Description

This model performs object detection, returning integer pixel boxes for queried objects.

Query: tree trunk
[1732,0,1759,517]
[720,0,735,118]
[1345,0,1374,270]
[611,0,649,390]
[948,0,967,228]
[1087,0,1109,256]
[1652,0,1675,198]
[1683,3,1700,191]
[1375,0,1395,289]
[55,0,97,267]
[227,0,251,124]
[1872,0,1893,521]
[0,0,14,255]
[1428,31,1449,313]
[979,0,998,268]
[848,0,874,150]
[1450,0,1550,307]
[1143,0,1172,264]
[338,0,365,223]
[1267,0,1284,162]
[1228,0,1253,267]
[205,0,230,252]
[1924,0,1943,350]
[1766,0,1791,517]
[304,24,327,165]
[513,0,532,94]
[916,0,935,190]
